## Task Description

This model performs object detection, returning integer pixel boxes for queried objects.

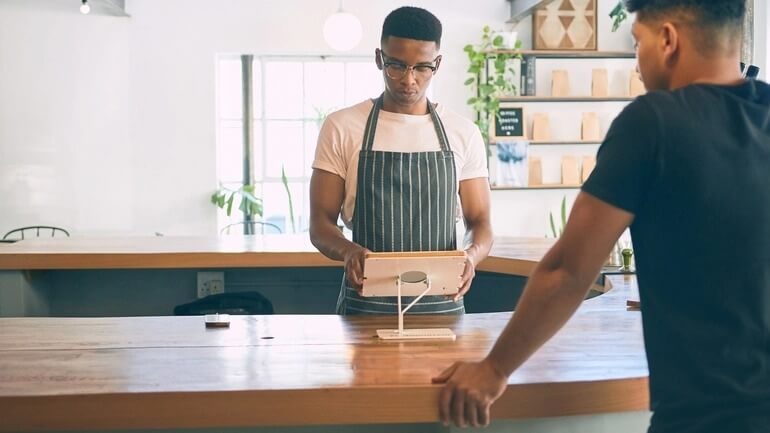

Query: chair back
[2,226,70,241]
[220,221,282,235]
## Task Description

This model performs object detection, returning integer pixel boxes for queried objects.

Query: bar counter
[0,236,648,432]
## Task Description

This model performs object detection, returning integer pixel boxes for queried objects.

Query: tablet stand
[376,274,456,341]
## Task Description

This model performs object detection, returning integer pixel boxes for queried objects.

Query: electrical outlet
[197,271,225,298]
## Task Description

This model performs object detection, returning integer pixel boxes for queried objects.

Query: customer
[435,1,770,432]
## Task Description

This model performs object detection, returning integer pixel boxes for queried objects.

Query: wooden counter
[0,236,647,431]
[0,235,552,274]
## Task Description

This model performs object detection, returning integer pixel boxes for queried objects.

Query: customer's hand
[455,253,476,301]
[432,358,508,428]
[343,244,371,292]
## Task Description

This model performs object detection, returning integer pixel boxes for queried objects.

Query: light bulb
[80,1,90,14]
[323,11,362,52]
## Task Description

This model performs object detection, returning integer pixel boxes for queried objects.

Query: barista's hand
[455,252,476,301]
[343,245,371,292]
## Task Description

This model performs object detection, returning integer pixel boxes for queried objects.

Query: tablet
[361,251,466,297]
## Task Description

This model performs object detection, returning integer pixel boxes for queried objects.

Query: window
[215,55,383,233]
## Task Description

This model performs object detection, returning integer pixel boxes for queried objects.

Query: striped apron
[336,95,465,315]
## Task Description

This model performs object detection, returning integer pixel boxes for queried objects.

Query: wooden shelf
[491,184,582,191]
[489,140,602,146]
[500,96,634,103]
[489,50,636,59]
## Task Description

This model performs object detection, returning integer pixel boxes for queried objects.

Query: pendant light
[323,0,362,52]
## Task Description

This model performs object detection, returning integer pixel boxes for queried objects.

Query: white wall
[0,0,133,235]
[0,0,634,237]
[755,0,768,80]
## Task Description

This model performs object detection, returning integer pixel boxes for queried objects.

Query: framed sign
[491,106,526,141]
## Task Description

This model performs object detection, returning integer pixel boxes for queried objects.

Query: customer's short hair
[381,6,442,48]
[624,0,745,54]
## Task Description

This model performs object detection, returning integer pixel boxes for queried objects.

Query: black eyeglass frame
[378,50,441,79]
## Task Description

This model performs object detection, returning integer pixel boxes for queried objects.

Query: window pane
[252,58,263,119]
[304,62,345,118]
[265,120,303,178]
[261,181,305,234]
[251,121,263,182]
[261,182,288,233]
[217,121,263,183]
[345,62,383,105]
[217,121,243,183]
[296,182,310,232]
[264,62,303,119]
[217,57,243,120]
[292,181,308,233]
[304,121,321,178]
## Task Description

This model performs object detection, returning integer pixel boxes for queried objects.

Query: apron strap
[362,94,453,152]
[427,98,452,152]
[361,96,384,151]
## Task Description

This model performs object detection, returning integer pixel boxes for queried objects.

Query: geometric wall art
[534,0,597,50]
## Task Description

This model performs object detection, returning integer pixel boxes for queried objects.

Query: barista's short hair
[381,6,442,48]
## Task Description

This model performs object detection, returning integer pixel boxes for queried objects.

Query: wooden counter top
[0,235,553,274]
[0,236,647,431]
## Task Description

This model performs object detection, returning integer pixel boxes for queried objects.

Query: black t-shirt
[582,80,770,433]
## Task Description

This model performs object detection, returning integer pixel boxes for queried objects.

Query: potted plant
[211,163,297,235]
[211,184,263,234]
[464,26,521,147]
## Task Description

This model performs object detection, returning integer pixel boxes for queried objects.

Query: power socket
[197,271,225,298]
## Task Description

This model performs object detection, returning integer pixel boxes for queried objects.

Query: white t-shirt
[312,99,489,228]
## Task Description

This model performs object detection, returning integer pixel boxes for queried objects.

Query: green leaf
[211,191,226,207]
[492,35,504,47]
[463,44,474,53]
[226,194,235,217]
[561,196,568,229]
[281,165,296,233]
[609,1,628,32]
[467,97,479,105]
[549,212,557,238]
[483,25,490,34]
[249,200,263,217]
[479,84,495,97]
[515,40,523,49]
[464,77,475,86]
[214,192,225,208]
[241,190,262,205]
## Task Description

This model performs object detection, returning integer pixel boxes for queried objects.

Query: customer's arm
[456,177,494,298]
[309,168,369,290]
[433,192,634,427]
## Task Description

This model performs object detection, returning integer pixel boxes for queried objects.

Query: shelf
[489,140,602,146]
[491,184,582,190]
[500,96,634,103]
[489,50,636,59]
